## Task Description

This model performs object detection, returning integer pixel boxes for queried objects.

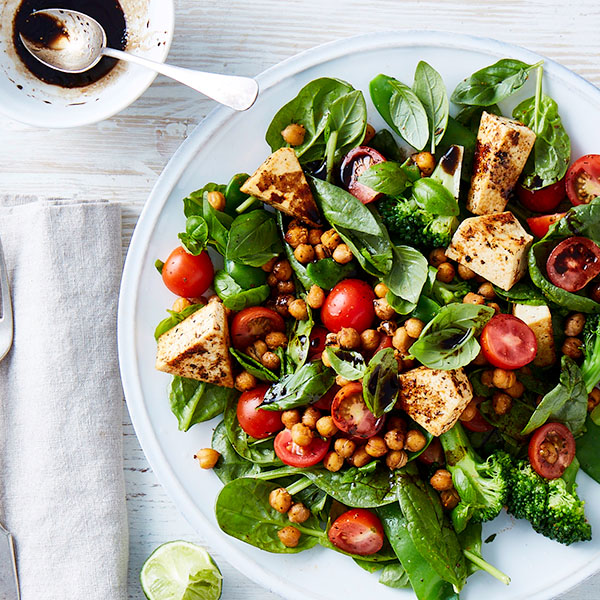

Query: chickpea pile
[477,367,527,416]
[285,220,354,266]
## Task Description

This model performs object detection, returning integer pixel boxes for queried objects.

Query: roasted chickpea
[266,331,288,350]
[384,428,405,451]
[194,448,220,469]
[248,339,268,361]
[325,332,339,346]
[591,282,600,304]
[261,256,278,272]
[404,318,425,339]
[278,526,301,548]
[562,337,583,359]
[291,423,313,446]
[413,151,436,176]
[539,441,559,464]
[478,282,496,299]
[306,285,325,309]
[392,326,413,356]
[565,313,586,337]
[374,282,389,298]
[235,371,256,392]
[335,374,351,387]
[207,190,226,211]
[321,229,342,251]
[321,347,333,368]
[281,409,301,429]
[338,327,361,350]
[480,369,494,387]
[506,380,525,399]
[277,281,295,296]
[269,487,292,513]
[334,438,356,459]
[378,320,397,337]
[285,226,308,248]
[281,123,306,146]
[349,446,372,468]
[288,298,308,320]
[436,262,456,284]
[261,351,281,370]
[405,429,427,453]
[429,248,447,268]
[457,264,476,280]
[314,244,329,260]
[588,388,600,412]
[302,406,321,429]
[374,297,396,321]
[386,450,408,470]
[459,401,478,423]
[316,416,338,438]
[492,392,513,415]
[288,503,311,524]
[492,368,516,390]
[308,228,323,246]
[273,259,293,281]
[440,488,460,510]
[430,469,454,491]
[463,292,485,305]
[360,329,380,352]
[363,123,376,144]
[323,450,344,472]
[267,273,278,288]
[365,436,388,457]
[294,244,315,265]
[333,243,353,264]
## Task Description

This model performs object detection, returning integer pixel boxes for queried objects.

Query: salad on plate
[152,57,600,598]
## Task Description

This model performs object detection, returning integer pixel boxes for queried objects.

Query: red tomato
[236,385,283,439]
[312,385,340,411]
[273,428,330,467]
[517,178,565,212]
[480,314,538,370]
[161,247,214,298]
[331,382,385,439]
[527,213,566,238]
[308,325,328,360]
[528,422,575,479]
[340,146,387,203]
[461,409,495,433]
[328,508,385,556]
[321,279,376,333]
[417,438,444,465]
[231,307,285,349]
[566,154,600,205]
[374,335,393,354]
[546,236,600,292]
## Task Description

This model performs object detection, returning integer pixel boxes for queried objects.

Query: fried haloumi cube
[397,367,473,436]
[445,212,533,291]
[513,303,556,367]
[241,147,321,227]
[467,112,536,215]
[156,300,234,388]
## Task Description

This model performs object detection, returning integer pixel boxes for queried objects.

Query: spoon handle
[102,48,258,111]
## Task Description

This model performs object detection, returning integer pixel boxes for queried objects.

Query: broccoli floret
[581,314,600,394]
[440,422,511,532]
[378,197,458,250]
[507,460,591,545]
[432,278,470,305]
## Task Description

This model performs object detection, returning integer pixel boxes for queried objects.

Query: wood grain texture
[1,0,599,598]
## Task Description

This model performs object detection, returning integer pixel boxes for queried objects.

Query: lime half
[141,540,222,600]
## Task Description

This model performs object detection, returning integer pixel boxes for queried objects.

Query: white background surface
[1,1,599,598]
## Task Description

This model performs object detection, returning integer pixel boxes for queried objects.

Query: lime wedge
[140,540,222,600]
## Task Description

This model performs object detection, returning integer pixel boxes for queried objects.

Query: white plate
[118,31,600,600]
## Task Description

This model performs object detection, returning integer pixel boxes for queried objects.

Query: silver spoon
[19,8,258,111]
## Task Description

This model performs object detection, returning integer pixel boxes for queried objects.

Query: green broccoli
[507,460,591,545]
[431,277,470,305]
[378,197,458,250]
[440,422,512,532]
[580,314,600,394]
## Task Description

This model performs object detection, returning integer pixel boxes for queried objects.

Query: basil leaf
[389,79,429,151]
[213,270,270,312]
[363,348,399,418]
[183,183,226,218]
[413,61,449,153]
[369,129,405,162]
[287,304,314,369]
[154,303,204,340]
[202,192,233,256]
[451,58,541,106]
[327,347,367,381]
[412,178,459,216]
[384,245,428,305]
[178,215,209,255]
[211,421,262,484]
[229,347,278,382]
[356,161,411,197]
[522,356,588,435]
[260,361,335,411]
[226,210,282,267]
[306,258,355,290]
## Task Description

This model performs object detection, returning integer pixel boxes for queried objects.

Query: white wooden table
[2,0,600,597]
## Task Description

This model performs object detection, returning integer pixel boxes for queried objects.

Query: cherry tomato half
[231,306,285,350]
[308,325,329,361]
[273,428,330,468]
[328,508,385,556]
[161,247,214,298]
[480,314,538,370]
[461,409,495,433]
[374,334,393,354]
[546,236,600,292]
[526,213,566,238]
[417,438,445,466]
[312,385,340,411]
[340,146,386,204]
[331,382,385,439]
[517,178,565,213]
[321,279,376,333]
[528,422,575,479]
[236,385,283,439]
[566,154,600,206]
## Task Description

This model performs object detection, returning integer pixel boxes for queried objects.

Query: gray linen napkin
[0,199,128,600]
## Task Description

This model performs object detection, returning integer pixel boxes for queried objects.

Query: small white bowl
[0,0,174,128]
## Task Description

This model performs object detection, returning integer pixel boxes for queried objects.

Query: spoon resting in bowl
[19,8,259,111]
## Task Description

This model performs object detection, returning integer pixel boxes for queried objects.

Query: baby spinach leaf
[224,172,250,215]
[384,245,428,305]
[276,212,312,290]
[178,215,209,255]
[412,178,459,216]
[327,347,367,381]
[451,58,541,106]
[413,61,449,153]
[287,304,314,369]
[215,478,323,553]
[455,104,501,133]
[260,361,335,411]
[363,348,399,418]
[492,282,547,306]
[211,421,262,484]
[479,397,533,443]
[306,258,355,290]
[576,416,600,483]
[182,183,226,218]
[356,161,411,197]
[154,303,204,340]
[229,347,278,382]
[169,377,234,431]
[522,356,588,435]
[379,562,410,589]
[213,271,270,312]
[203,193,233,255]
[226,210,282,267]
[439,116,477,183]
[369,129,405,162]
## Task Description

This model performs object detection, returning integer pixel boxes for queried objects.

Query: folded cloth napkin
[0,198,128,600]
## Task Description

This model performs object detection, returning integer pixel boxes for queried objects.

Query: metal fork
[0,235,19,600]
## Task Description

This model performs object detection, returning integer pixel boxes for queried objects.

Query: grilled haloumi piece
[467,112,536,215]
[241,147,321,227]
[156,300,234,388]
[445,211,533,291]
[513,303,557,367]
[397,367,473,437]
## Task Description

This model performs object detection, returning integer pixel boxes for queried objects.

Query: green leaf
[287,304,314,369]
[202,192,233,256]
[154,259,164,274]
[455,104,501,133]
[327,347,367,381]
[356,162,411,197]
[213,270,270,312]
[324,89,367,159]
[211,421,262,484]
[276,212,312,290]
[412,178,459,216]
[369,129,405,162]
[384,245,428,305]
[576,416,600,483]
[178,215,209,255]
[451,58,541,106]
[413,61,449,153]
[224,172,251,215]
[389,79,429,151]
[492,282,547,306]
[306,258,355,290]
[229,347,278,382]
[154,303,204,340]
[362,348,399,418]
[183,183,226,218]
[225,210,282,267]
[378,562,410,589]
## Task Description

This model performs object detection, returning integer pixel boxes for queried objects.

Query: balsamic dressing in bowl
[13,0,127,88]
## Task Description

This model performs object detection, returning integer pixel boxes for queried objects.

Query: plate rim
[118,30,600,600]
